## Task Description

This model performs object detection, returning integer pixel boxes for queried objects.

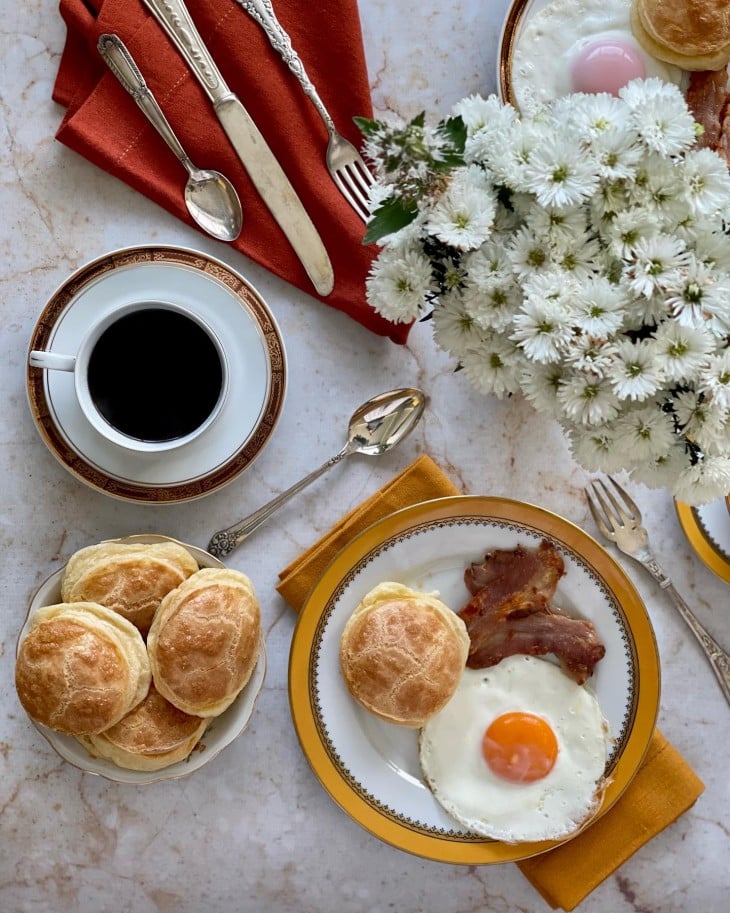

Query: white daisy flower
[588,128,644,182]
[568,425,629,473]
[663,255,730,334]
[609,339,664,401]
[460,336,522,396]
[426,165,497,250]
[521,362,566,420]
[698,349,730,410]
[693,228,730,272]
[679,148,730,216]
[431,290,485,355]
[673,390,727,451]
[521,135,600,208]
[571,275,627,336]
[624,234,690,297]
[525,203,590,247]
[672,454,730,505]
[511,297,574,363]
[629,155,689,222]
[563,334,618,376]
[602,207,659,258]
[488,121,545,186]
[366,245,433,322]
[614,403,677,460]
[621,79,697,156]
[463,242,513,285]
[551,232,602,280]
[557,371,621,425]
[652,321,714,382]
[462,277,521,332]
[566,93,633,138]
[629,440,692,489]
[507,225,554,277]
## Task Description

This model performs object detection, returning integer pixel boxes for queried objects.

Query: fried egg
[419,655,611,843]
[511,0,684,114]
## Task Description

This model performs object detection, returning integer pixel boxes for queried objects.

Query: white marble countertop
[1,1,728,911]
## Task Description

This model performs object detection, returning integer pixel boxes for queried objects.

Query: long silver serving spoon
[207,387,427,558]
[98,34,243,243]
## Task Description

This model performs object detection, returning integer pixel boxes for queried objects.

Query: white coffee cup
[29,300,229,453]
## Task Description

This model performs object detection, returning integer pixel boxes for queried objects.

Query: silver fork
[585,475,730,706]
[235,0,375,221]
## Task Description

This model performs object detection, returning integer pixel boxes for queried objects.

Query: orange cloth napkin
[277,455,705,911]
[53,0,409,343]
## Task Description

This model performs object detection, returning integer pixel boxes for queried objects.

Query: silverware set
[100,0,375,291]
[585,475,730,707]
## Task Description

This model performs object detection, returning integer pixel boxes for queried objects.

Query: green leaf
[362,198,418,245]
[441,115,467,154]
[353,115,380,138]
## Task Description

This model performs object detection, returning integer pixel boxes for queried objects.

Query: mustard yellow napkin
[277,456,704,910]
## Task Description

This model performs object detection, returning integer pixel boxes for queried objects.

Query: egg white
[419,655,611,843]
[511,0,684,114]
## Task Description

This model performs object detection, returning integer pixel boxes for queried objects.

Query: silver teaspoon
[98,34,243,242]
[207,387,427,558]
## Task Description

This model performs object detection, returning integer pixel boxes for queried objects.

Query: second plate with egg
[289,496,660,863]
[498,0,684,113]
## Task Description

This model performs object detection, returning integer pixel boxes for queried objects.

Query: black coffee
[87,308,223,442]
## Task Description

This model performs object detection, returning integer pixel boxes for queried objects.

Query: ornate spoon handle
[207,445,351,558]
[236,0,336,135]
[98,34,191,171]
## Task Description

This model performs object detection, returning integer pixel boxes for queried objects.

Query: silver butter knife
[141,0,334,297]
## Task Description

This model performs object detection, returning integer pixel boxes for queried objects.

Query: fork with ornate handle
[235,0,375,220]
[585,475,730,707]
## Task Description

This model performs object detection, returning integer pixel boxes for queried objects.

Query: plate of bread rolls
[15,534,266,783]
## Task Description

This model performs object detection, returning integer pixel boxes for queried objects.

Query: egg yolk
[482,712,559,783]
[570,39,646,96]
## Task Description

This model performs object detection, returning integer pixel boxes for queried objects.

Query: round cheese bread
[339,582,470,728]
[61,540,199,635]
[15,602,151,735]
[147,568,261,717]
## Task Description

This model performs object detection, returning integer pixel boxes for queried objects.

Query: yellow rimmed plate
[675,498,730,584]
[289,495,660,863]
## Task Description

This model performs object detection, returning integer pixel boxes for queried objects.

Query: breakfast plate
[26,245,286,503]
[497,0,685,112]
[289,496,660,863]
[17,534,267,784]
[674,497,730,584]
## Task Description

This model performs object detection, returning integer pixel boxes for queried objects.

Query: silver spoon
[207,387,427,558]
[98,34,243,242]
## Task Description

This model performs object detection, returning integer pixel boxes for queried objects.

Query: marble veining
[0,1,728,911]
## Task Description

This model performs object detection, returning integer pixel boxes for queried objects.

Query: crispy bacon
[457,540,605,684]
[687,69,728,152]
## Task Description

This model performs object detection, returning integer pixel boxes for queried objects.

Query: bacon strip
[457,540,605,684]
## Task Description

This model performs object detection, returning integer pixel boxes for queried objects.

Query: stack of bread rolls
[15,539,261,772]
[631,0,730,71]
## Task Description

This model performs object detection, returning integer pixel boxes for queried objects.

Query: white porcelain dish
[16,534,266,784]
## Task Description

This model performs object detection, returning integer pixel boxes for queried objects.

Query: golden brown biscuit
[15,602,151,735]
[77,684,209,771]
[339,582,470,728]
[632,0,730,70]
[61,540,199,635]
[147,568,261,717]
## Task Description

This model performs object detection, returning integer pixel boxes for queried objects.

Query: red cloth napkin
[53,0,409,343]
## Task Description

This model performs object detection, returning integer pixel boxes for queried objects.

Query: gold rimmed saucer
[675,498,730,584]
[27,245,287,504]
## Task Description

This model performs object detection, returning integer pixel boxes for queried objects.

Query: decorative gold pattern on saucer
[289,496,660,864]
[27,246,286,503]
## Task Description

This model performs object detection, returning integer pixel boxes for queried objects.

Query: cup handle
[29,350,76,372]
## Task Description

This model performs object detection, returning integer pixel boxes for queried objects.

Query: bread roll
[147,568,261,717]
[631,0,730,70]
[77,684,209,771]
[15,602,151,735]
[61,540,199,635]
[339,582,470,728]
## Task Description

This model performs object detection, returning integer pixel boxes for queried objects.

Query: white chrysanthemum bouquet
[358,79,730,505]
